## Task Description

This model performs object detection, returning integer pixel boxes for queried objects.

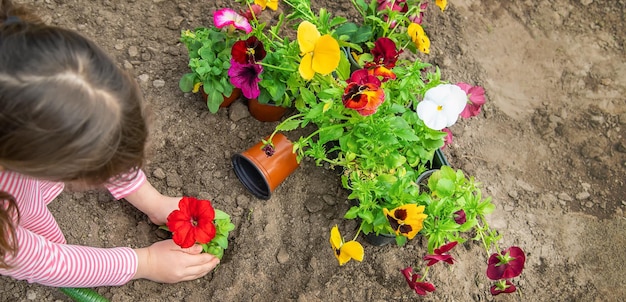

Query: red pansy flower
[369,37,401,68]
[342,69,385,116]
[423,241,457,266]
[490,280,517,296]
[486,246,526,280]
[231,36,266,64]
[364,37,400,82]
[453,209,466,224]
[400,267,436,296]
[166,197,216,248]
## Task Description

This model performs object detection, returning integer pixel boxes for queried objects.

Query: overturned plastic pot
[232,133,299,200]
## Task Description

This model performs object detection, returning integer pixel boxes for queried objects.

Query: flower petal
[312,35,341,75]
[417,100,447,130]
[297,21,320,54]
[341,240,364,262]
[299,52,315,80]
[329,225,342,251]
[436,0,447,11]
[213,8,252,33]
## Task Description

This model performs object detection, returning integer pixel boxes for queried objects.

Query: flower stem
[258,62,296,72]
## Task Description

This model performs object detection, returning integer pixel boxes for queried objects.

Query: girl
[0,0,219,287]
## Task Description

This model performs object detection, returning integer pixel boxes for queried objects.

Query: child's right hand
[133,240,220,283]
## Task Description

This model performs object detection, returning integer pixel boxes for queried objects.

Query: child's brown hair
[0,0,149,268]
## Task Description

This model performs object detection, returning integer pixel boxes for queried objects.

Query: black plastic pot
[363,231,397,246]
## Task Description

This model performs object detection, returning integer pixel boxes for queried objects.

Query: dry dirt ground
[2,0,625,301]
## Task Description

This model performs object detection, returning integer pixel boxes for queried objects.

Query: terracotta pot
[232,133,299,200]
[201,87,241,108]
[247,98,288,122]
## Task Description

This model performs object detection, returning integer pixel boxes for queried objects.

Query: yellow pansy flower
[330,225,364,266]
[192,82,202,93]
[254,0,279,11]
[436,0,447,11]
[407,23,431,54]
[297,21,340,80]
[383,204,427,240]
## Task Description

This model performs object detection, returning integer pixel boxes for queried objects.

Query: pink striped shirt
[0,169,146,287]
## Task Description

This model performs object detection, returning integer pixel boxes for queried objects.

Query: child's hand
[133,240,220,283]
[146,195,181,225]
[124,180,182,225]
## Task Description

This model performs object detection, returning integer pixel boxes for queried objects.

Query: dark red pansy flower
[369,37,401,68]
[490,280,517,296]
[262,144,275,157]
[166,197,216,248]
[423,241,458,266]
[400,267,436,296]
[231,36,266,64]
[486,246,526,280]
[453,209,466,224]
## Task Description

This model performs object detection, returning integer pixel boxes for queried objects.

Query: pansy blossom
[456,82,486,118]
[364,37,400,82]
[240,4,263,21]
[436,0,448,11]
[409,2,429,24]
[400,267,436,296]
[231,36,266,64]
[486,246,526,280]
[383,204,427,240]
[453,209,466,224]
[329,225,364,266]
[490,280,517,296]
[423,241,457,266]
[166,197,216,248]
[342,69,385,116]
[228,59,263,99]
[254,0,279,11]
[407,23,431,54]
[416,84,467,130]
[214,8,252,34]
[297,21,340,80]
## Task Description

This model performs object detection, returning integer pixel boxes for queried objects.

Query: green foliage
[202,209,235,259]
[178,27,235,113]
[417,166,498,253]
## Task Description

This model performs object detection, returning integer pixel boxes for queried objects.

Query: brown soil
[2,0,625,301]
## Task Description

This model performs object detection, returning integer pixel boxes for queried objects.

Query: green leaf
[344,206,360,219]
[214,209,230,220]
[179,73,196,93]
[276,119,303,131]
[206,90,223,113]
[212,234,229,249]
[358,210,375,223]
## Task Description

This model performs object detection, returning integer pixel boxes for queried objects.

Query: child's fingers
[182,256,220,281]
[179,244,203,254]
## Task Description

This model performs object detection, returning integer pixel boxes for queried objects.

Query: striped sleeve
[104,169,147,200]
[0,226,137,287]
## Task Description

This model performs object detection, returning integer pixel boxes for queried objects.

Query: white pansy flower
[416,84,467,130]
